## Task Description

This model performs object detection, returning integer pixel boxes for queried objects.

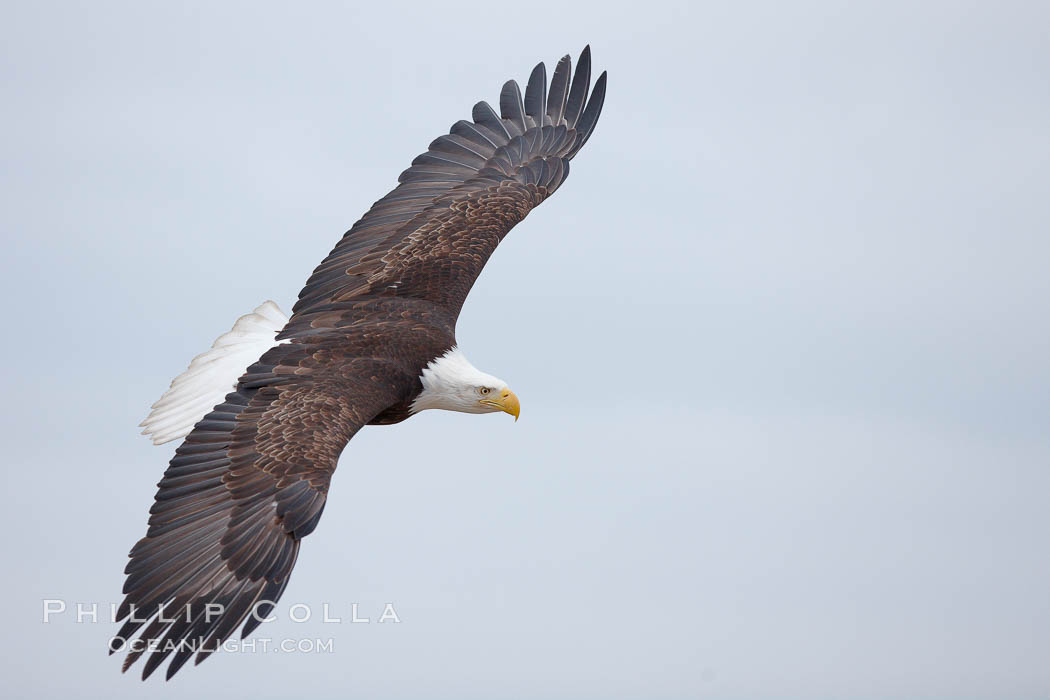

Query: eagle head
[410,347,520,420]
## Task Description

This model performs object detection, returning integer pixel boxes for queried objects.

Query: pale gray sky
[2,1,1049,698]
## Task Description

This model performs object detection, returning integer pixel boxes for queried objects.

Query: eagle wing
[291,46,606,321]
[116,340,411,680]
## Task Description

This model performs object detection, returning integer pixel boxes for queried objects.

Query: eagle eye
[479,387,491,395]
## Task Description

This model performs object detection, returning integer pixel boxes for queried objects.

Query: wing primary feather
[547,55,571,124]
[239,578,288,638]
[524,62,547,127]
[564,45,592,127]
[570,70,607,156]
[499,80,527,134]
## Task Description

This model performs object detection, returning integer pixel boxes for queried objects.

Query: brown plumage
[115,47,606,680]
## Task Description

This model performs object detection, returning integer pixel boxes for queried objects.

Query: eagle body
[119,48,606,680]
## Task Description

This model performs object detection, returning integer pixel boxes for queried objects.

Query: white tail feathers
[140,300,289,445]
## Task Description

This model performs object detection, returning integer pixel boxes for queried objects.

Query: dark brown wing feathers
[290,45,606,319]
[117,339,421,679]
[118,48,605,680]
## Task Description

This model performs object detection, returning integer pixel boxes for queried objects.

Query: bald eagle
[115,47,606,680]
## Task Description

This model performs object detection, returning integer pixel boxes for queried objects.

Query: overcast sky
[2,1,1049,698]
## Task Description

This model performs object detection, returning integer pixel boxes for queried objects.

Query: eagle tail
[139,300,288,445]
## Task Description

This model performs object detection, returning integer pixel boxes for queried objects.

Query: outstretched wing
[292,46,606,321]
[115,340,410,680]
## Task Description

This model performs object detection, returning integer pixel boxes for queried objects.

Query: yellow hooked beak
[481,388,520,421]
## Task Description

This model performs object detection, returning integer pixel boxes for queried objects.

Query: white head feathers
[410,347,508,415]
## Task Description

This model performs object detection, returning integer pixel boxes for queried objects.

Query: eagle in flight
[115,47,606,680]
